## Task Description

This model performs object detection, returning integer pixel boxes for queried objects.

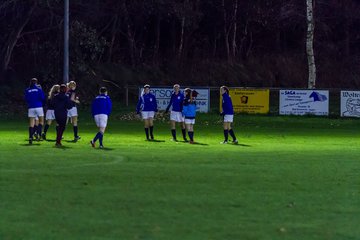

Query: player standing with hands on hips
[220,86,238,144]
[165,84,188,142]
[24,78,45,144]
[136,84,158,140]
[90,87,112,149]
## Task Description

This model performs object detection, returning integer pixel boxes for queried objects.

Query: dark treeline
[1,0,360,100]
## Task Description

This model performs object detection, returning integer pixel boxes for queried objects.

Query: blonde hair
[67,81,76,89]
[48,84,60,99]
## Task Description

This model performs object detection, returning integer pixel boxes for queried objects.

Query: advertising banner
[279,90,329,116]
[340,91,360,117]
[139,87,210,112]
[225,89,270,114]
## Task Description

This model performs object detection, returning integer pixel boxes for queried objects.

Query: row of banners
[140,87,360,117]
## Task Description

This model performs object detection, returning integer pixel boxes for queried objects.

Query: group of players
[24,78,111,147]
[136,84,238,144]
[25,78,237,148]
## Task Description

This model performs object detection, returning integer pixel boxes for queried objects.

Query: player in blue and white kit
[24,78,45,144]
[220,86,238,144]
[90,87,112,149]
[66,81,81,141]
[165,84,188,142]
[136,84,158,140]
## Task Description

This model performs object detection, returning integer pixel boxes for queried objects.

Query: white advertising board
[279,90,329,116]
[340,91,360,117]
[139,87,210,113]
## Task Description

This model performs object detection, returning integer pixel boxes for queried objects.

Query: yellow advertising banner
[221,89,270,114]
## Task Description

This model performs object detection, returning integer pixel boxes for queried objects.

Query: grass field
[0,112,359,240]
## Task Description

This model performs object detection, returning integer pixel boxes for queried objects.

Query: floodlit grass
[0,112,359,240]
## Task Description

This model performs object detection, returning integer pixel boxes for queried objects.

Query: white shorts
[170,111,184,122]
[67,107,78,117]
[141,111,155,120]
[94,114,108,128]
[184,118,195,125]
[28,107,44,118]
[224,114,234,123]
[46,110,55,120]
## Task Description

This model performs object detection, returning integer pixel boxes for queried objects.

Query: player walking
[165,84,188,142]
[220,86,238,144]
[24,78,45,144]
[90,87,112,149]
[136,84,158,140]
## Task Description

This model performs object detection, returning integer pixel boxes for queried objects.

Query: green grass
[0,113,360,240]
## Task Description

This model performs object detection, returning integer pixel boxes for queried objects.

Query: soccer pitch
[0,113,359,239]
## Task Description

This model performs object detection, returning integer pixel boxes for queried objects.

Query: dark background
[1,0,360,103]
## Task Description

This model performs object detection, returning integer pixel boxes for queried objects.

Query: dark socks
[188,131,194,141]
[150,126,154,139]
[229,129,236,141]
[99,132,104,146]
[171,129,176,140]
[93,132,102,143]
[29,127,34,139]
[44,124,49,134]
[224,129,229,141]
[182,128,187,140]
[73,126,78,138]
[38,124,43,137]
[145,128,149,139]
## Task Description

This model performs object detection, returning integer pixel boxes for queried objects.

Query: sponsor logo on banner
[279,90,329,116]
[225,89,269,114]
[139,87,210,113]
[340,91,360,117]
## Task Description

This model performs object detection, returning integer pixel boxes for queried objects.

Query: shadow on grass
[233,143,251,147]
[93,147,115,151]
[145,139,166,143]
[20,143,41,147]
[53,145,72,149]
[191,142,209,146]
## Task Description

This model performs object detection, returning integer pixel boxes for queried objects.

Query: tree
[306,0,316,89]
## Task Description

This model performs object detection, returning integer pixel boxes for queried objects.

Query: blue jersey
[136,93,158,113]
[24,84,45,108]
[92,94,112,116]
[182,97,196,119]
[166,91,184,112]
[221,92,234,115]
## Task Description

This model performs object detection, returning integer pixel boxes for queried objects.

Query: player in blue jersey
[42,84,60,140]
[220,86,238,144]
[182,88,198,144]
[90,87,112,149]
[66,81,81,141]
[165,84,188,142]
[24,78,45,144]
[136,84,158,140]
[53,84,73,147]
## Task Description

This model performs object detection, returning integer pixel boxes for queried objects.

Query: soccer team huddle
[24,79,238,148]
